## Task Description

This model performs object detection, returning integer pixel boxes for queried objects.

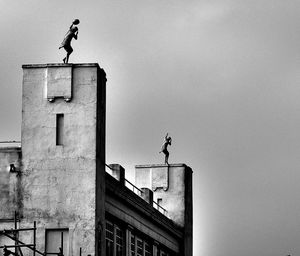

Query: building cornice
[105,173,183,239]
[0,147,21,153]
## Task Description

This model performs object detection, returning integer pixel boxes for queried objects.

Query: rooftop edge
[135,163,188,168]
[22,63,101,69]
[0,146,21,152]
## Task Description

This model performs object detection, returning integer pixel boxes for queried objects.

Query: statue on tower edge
[59,19,80,64]
[159,133,172,165]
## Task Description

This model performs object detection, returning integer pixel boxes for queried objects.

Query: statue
[159,133,172,165]
[59,19,80,64]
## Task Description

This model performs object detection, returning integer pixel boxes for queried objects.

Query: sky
[0,0,300,255]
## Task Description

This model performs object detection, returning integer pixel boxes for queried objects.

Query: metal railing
[153,201,168,216]
[105,164,114,176]
[105,163,169,217]
[125,179,143,197]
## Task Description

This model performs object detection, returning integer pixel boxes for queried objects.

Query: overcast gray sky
[0,0,300,255]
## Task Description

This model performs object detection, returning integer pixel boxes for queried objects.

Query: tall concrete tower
[20,63,106,256]
[135,164,193,256]
[0,62,193,256]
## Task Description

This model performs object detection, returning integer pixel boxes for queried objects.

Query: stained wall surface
[0,147,21,220]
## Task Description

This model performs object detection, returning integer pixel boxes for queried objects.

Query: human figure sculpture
[159,133,172,165]
[59,19,80,64]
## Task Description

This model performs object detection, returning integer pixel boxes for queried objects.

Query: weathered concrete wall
[135,164,193,256]
[0,147,21,219]
[19,64,106,256]
[135,164,186,226]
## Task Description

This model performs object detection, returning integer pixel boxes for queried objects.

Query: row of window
[1,223,174,256]
[105,221,175,256]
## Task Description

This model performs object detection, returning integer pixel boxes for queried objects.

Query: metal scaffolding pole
[1,216,68,256]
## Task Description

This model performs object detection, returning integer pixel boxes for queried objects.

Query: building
[0,63,193,256]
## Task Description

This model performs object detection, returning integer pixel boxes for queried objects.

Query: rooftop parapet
[0,141,21,149]
[135,163,193,256]
[105,164,169,217]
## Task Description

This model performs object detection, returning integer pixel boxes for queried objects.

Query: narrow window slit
[56,114,64,145]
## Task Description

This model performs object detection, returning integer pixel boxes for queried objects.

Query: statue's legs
[66,53,70,63]
[63,46,73,64]
[164,151,169,165]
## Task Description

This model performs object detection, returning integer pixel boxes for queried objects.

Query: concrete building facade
[0,63,193,256]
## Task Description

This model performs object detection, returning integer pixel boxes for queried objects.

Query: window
[105,218,177,256]
[105,221,124,256]
[130,234,135,256]
[45,229,69,256]
[156,198,163,211]
[56,114,64,145]
[156,244,177,256]
[157,199,162,204]
[115,226,123,256]
[144,242,151,256]
[136,237,143,256]
[106,222,114,256]
[130,233,153,256]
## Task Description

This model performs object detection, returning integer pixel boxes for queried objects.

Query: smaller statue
[159,133,172,165]
[59,19,80,64]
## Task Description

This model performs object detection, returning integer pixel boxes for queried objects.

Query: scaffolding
[0,212,66,256]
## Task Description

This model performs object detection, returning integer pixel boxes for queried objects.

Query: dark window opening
[56,114,64,145]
